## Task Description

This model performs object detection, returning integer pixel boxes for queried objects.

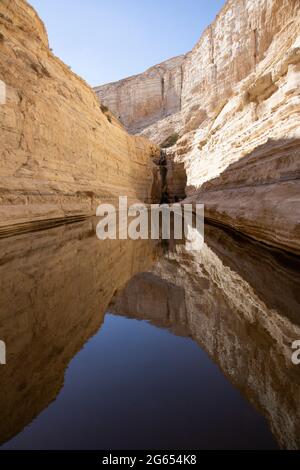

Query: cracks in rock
[161,76,165,113]
[159,149,169,203]
[156,149,187,204]
[209,25,217,83]
[252,28,258,69]
[210,26,215,65]
[180,65,184,111]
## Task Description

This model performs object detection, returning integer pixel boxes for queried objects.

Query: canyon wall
[96,0,300,255]
[94,55,185,135]
[0,0,161,237]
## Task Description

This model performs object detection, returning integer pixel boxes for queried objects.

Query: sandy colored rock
[97,0,300,254]
[0,0,161,236]
[95,56,185,136]
[0,79,5,104]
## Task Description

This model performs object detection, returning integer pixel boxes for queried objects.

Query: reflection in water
[0,219,160,446]
[112,225,300,449]
[0,219,299,449]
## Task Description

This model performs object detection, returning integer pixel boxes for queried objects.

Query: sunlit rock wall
[96,0,300,254]
[0,0,161,236]
[94,56,185,135]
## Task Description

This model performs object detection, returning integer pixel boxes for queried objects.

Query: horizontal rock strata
[94,56,185,135]
[0,0,161,236]
[96,0,300,254]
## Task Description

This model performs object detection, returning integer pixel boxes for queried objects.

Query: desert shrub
[160,133,179,149]
[101,104,109,114]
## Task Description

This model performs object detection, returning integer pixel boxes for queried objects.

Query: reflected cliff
[0,219,160,445]
[0,219,299,449]
[111,225,300,449]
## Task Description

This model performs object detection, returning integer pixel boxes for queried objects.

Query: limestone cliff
[0,0,160,237]
[96,0,300,255]
[94,55,185,135]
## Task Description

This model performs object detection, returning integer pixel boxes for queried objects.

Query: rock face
[0,79,5,104]
[0,0,161,237]
[157,149,187,203]
[94,56,185,135]
[96,0,300,255]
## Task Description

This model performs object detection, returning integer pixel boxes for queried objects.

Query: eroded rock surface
[96,0,300,254]
[0,0,161,236]
[94,56,185,135]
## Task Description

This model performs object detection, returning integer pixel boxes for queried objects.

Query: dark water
[0,219,299,449]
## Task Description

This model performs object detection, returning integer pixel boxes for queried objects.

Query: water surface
[0,219,299,449]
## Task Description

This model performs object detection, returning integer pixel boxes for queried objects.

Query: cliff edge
[96,0,300,255]
[0,0,161,237]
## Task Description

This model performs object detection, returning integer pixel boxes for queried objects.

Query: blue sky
[29,0,225,87]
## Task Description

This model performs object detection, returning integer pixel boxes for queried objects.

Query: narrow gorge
[96,0,300,255]
[0,0,300,454]
[0,0,299,253]
[0,0,162,237]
